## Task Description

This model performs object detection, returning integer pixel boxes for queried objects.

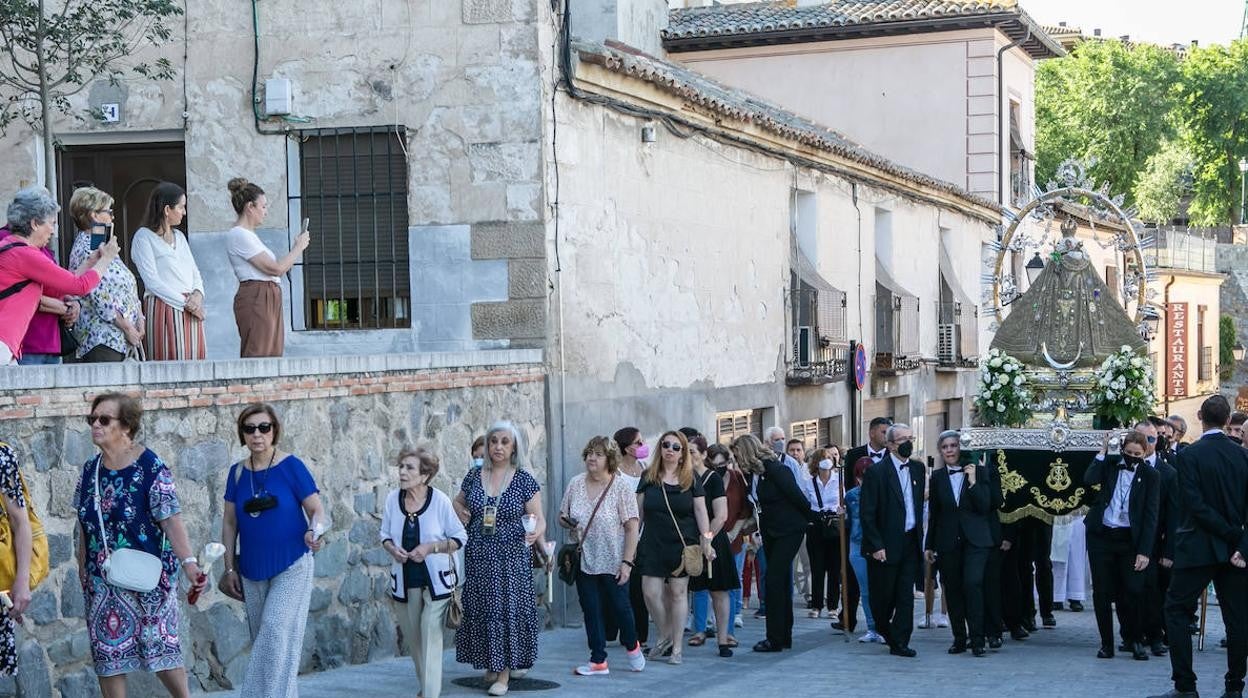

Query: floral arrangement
[1090,345,1155,427]
[975,348,1033,427]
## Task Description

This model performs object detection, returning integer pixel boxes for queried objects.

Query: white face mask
[472,457,484,468]
[818,459,834,471]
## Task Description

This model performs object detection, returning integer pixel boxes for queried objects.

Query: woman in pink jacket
[0,187,118,365]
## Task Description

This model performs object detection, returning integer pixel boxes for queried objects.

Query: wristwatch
[180,556,198,567]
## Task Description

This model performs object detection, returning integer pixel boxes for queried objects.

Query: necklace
[404,487,427,521]
[248,450,276,518]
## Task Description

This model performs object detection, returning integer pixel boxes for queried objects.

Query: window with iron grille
[790,420,819,451]
[298,126,410,329]
[716,410,763,445]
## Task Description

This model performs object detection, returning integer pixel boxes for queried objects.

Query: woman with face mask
[1084,430,1160,661]
[379,447,467,698]
[800,447,844,621]
[613,427,650,647]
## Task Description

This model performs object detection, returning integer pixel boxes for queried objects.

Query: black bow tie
[870,450,885,460]
[1118,462,1136,472]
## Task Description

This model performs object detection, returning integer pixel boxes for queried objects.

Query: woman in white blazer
[379,447,467,698]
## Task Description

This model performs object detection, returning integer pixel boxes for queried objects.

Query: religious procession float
[961,159,1159,525]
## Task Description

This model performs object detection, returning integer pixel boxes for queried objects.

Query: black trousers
[762,531,804,647]
[806,528,841,612]
[867,530,920,649]
[628,569,649,644]
[984,544,1004,636]
[838,551,861,633]
[1142,562,1172,645]
[1165,563,1248,693]
[1088,528,1147,649]
[940,544,990,648]
[1018,517,1054,619]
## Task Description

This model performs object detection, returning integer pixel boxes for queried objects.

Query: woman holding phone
[131,182,206,361]
[67,187,144,362]
[224,178,309,358]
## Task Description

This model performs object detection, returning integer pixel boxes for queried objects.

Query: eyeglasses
[1146,436,1157,444]
[242,422,274,435]
[85,415,115,427]
[660,441,683,452]
[94,209,113,215]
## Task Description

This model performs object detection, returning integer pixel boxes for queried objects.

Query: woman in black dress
[635,430,714,665]
[688,435,740,657]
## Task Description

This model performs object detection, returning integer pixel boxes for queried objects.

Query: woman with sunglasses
[74,393,205,697]
[380,447,467,698]
[220,403,326,697]
[634,430,714,665]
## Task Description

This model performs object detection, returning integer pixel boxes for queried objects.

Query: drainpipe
[996,26,1030,207]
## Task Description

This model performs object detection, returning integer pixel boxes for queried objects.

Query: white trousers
[241,553,315,698]
[393,589,449,698]
[1052,515,1088,602]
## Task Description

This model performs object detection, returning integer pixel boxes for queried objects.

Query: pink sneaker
[575,661,609,676]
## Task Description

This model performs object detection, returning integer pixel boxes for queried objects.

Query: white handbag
[93,456,164,593]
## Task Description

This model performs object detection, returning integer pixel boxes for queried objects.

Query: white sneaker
[734,616,744,628]
[575,661,609,676]
[626,646,646,672]
[936,614,950,628]
[858,630,885,644]
[807,609,822,619]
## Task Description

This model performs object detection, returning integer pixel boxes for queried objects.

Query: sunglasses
[1146,436,1157,443]
[660,440,683,452]
[85,415,116,427]
[242,422,274,435]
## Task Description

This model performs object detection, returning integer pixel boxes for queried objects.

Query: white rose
[1106,390,1116,400]
[990,357,1003,368]
[996,403,1006,412]
[997,374,1010,386]
[1121,345,1132,353]
[1014,375,1024,386]
[985,399,995,408]
[1130,357,1142,367]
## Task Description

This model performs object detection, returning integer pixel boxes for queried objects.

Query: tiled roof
[663,0,1064,58]
[575,40,1000,216]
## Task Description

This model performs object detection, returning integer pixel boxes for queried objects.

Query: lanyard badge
[482,505,498,535]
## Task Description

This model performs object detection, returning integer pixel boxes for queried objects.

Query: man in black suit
[860,422,926,657]
[1085,430,1160,660]
[1136,419,1179,657]
[926,430,1002,657]
[1149,395,1248,698]
[1168,415,1190,453]
[845,417,892,488]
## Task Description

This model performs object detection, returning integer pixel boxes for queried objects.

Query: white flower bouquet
[975,348,1033,427]
[1090,345,1155,427]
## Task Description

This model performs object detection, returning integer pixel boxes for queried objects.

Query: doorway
[56,141,187,272]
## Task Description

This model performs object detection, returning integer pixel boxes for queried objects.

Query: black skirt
[690,531,740,592]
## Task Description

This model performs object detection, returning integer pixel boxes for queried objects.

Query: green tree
[1036,40,1180,202]
[0,0,182,199]
[1175,40,1248,226]
[1133,139,1194,223]
[1221,314,1237,381]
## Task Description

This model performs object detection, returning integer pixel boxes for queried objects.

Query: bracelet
[622,560,634,568]
[180,556,198,567]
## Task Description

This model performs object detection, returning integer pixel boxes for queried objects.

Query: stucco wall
[0,352,545,697]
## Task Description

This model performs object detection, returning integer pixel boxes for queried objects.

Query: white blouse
[130,227,204,309]
[800,471,841,512]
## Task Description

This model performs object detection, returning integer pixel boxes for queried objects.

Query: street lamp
[1140,305,1161,341]
[1238,158,1247,225]
[1234,342,1246,362]
[1024,252,1045,285]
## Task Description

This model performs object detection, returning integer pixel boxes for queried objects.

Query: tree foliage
[1035,40,1181,205]
[1175,41,1248,226]
[1221,314,1237,381]
[1133,139,1194,224]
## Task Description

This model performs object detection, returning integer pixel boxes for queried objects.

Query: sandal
[718,644,734,657]
[725,636,739,648]
[645,639,672,658]
[688,633,706,646]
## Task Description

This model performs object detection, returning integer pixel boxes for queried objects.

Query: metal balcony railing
[785,288,849,386]
[1199,346,1214,382]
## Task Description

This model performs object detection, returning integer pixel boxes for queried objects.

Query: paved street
[204,598,1236,698]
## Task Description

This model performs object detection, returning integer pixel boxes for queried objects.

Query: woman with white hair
[0,187,118,364]
[453,421,545,697]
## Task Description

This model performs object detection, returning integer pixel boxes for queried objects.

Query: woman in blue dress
[453,421,545,697]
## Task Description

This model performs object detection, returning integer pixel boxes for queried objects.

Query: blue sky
[1021,0,1241,48]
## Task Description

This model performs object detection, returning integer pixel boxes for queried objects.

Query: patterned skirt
[142,295,206,361]
[85,576,184,677]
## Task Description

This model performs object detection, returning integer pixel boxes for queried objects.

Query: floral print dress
[75,448,183,676]
[0,445,24,676]
[69,231,142,359]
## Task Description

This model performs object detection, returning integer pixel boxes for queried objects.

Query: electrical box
[264,77,293,116]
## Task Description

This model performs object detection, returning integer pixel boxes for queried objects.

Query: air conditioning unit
[938,323,958,364]
[796,326,814,367]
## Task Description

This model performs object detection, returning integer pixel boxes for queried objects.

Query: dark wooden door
[56,142,187,272]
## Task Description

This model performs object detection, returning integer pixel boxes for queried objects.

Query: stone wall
[0,351,545,696]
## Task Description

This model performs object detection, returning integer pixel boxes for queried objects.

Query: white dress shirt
[802,472,841,512]
[948,470,965,506]
[890,453,916,532]
[1096,454,1134,529]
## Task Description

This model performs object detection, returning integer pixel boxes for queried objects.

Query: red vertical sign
[1167,302,1188,397]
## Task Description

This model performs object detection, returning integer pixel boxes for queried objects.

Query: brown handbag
[556,476,613,585]
[661,483,704,578]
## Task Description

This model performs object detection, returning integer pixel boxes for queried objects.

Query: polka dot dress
[455,468,540,672]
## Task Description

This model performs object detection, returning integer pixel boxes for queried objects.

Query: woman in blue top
[845,456,881,643]
[220,403,325,697]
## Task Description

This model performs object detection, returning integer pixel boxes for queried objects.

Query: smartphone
[89,223,111,251]
[301,217,310,235]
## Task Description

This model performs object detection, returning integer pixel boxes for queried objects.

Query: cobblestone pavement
[203,597,1236,698]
